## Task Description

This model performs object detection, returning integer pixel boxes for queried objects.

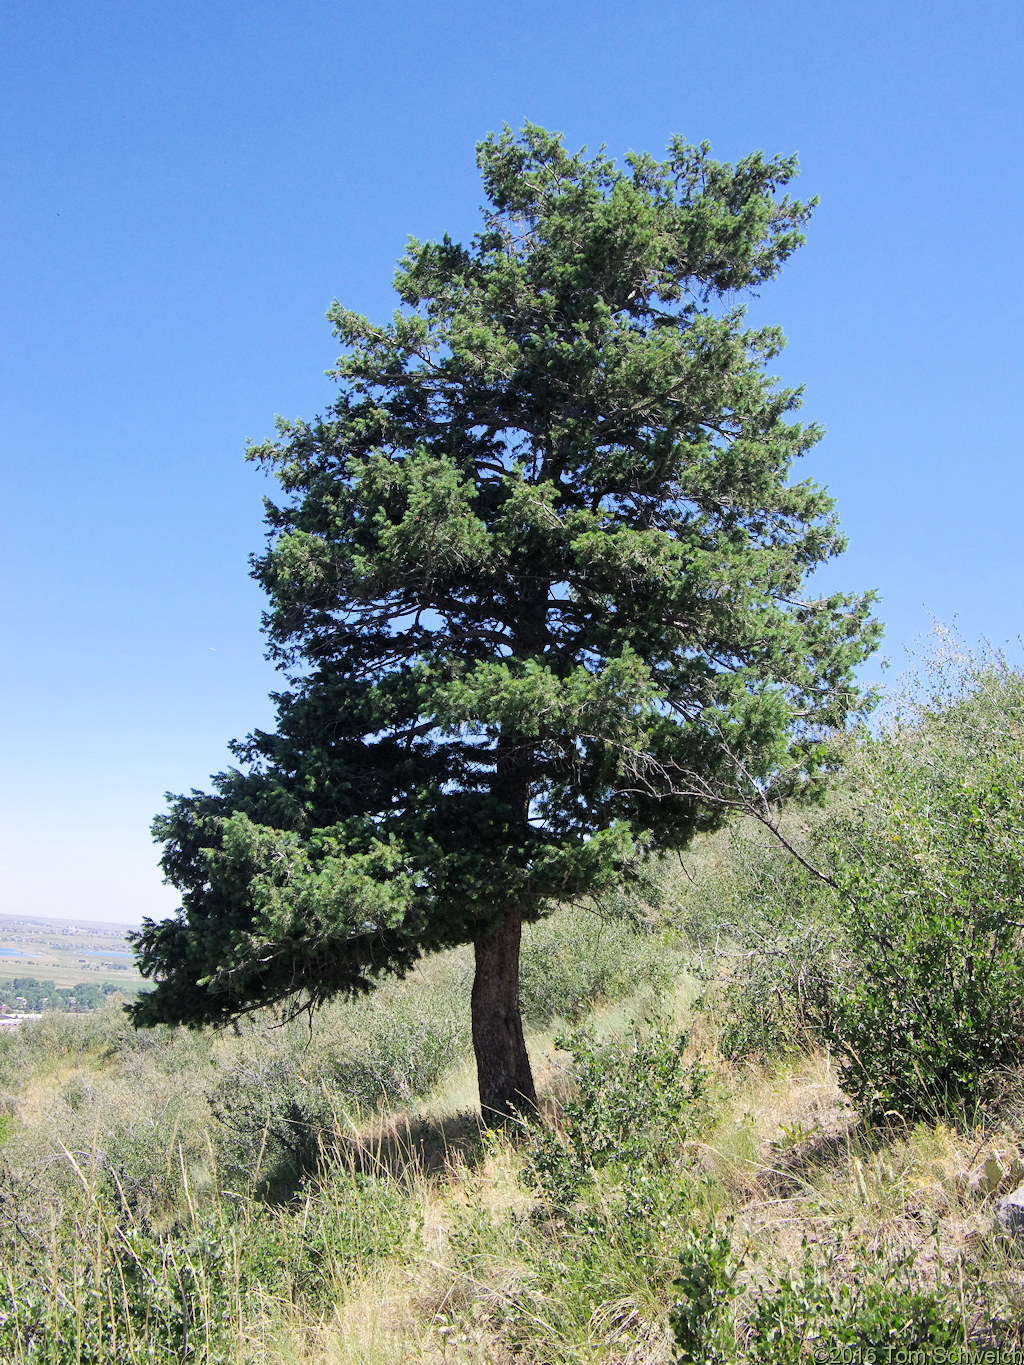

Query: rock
[995,1183,1024,1239]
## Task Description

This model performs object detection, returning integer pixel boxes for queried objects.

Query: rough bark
[470,555,547,1122]
[471,908,537,1122]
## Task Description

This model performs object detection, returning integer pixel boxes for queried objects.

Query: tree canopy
[130,124,879,1118]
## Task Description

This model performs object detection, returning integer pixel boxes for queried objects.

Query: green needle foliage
[130,123,878,1118]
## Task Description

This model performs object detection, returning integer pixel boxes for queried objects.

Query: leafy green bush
[818,661,1024,1121]
[826,762,1024,1119]
[528,1018,711,1207]
[670,1220,743,1365]
[700,650,1024,1123]
[669,1228,987,1363]
[452,1021,716,1364]
[745,1238,970,1361]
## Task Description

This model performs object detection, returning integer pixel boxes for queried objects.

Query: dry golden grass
[256,1027,1024,1363]
[3,958,1024,1362]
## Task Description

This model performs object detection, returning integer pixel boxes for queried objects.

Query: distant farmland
[0,913,143,996]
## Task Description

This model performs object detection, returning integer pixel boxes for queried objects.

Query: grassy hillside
[1,643,1023,1362]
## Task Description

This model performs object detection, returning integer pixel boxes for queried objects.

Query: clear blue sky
[2,1,1022,923]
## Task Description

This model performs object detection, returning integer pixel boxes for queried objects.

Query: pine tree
[131,125,879,1119]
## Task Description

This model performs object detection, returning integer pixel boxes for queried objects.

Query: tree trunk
[471,909,537,1123]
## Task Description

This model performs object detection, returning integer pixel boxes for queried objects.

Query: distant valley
[0,913,143,1006]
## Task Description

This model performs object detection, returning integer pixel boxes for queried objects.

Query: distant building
[0,1013,42,1030]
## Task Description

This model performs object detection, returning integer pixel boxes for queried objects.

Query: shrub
[700,650,1024,1124]
[211,1051,358,1191]
[819,662,1024,1121]
[520,904,677,1025]
[744,1238,971,1361]
[528,1017,711,1207]
[668,1228,988,1363]
[670,1220,743,1365]
[342,959,473,1100]
[706,824,841,1062]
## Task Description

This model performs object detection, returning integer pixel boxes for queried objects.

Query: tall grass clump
[0,1138,419,1364]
